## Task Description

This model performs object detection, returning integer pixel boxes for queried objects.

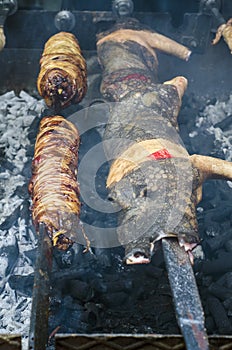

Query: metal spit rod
[28,223,52,350]
[162,238,209,350]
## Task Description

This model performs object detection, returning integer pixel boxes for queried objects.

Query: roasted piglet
[97,18,232,264]
[37,32,87,110]
[29,115,89,250]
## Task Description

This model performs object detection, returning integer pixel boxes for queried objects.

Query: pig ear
[190,154,232,182]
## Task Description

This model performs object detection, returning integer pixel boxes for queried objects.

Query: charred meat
[37,32,87,111]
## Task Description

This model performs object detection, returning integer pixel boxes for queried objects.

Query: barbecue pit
[1,1,232,349]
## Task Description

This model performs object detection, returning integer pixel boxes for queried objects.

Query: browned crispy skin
[37,32,87,110]
[28,115,81,250]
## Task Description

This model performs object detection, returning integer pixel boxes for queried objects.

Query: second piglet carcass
[97,18,232,264]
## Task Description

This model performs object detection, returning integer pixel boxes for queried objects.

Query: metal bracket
[180,13,213,53]
[0,0,17,26]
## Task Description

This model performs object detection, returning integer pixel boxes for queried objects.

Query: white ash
[0,90,45,349]
[0,90,45,224]
[227,181,232,188]
[194,94,232,162]
[0,281,31,348]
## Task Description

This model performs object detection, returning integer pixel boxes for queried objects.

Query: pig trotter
[163,76,188,100]
[212,18,232,53]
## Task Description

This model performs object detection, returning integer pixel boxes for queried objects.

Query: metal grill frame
[55,334,232,350]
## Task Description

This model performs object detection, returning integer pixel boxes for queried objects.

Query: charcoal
[225,240,232,252]
[190,130,215,155]
[27,116,41,141]
[100,278,133,293]
[221,220,232,232]
[100,291,129,307]
[205,315,216,333]
[0,205,21,230]
[204,207,232,225]
[202,252,232,275]
[143,264,163,279]
[0,231,19,282]
[207,297,232,334]
[67,279,94,302]
[0,147,5,158]
[215,115,232,131]
[151,245,165,267]
[213,206,232,222]
[21,159,32,179]
[104,317,120,329]
[205,230,231,253]
[66,313,89,331]
[63,295,75,308]
[214,273,229,286]
[208,282,232,301]
[53,248,75,268]
[80,302,104,328]
[179,123,191,146]
[159,311,178,329]
[13,184,29,199]
[223,297,232,313]
[69,319,90,333]
[52,268,105,296]
[201,275,213,287]
[0,159,15,172]
[215,248,227,258]
[19,200,30,224]
[51,267,91,284]
[202,181,218,202]
[8,274,34,297]
[223,272,232,289]
[88,277,107,293]
[51,298,87,332]
[94,247,112,267]
[26,144,35,157]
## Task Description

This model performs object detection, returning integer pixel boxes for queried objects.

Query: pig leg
[190,154,232,207]
[97,29,191,61]
[190,154,232,182]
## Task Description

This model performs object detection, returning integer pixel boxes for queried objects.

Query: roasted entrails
[29,115,88,250]
[37,32,87,110]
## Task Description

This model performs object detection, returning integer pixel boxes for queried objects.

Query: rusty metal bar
[162,238,209,350]
[28,223,52,350]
